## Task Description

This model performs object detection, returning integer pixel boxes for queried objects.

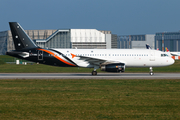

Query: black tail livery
[9,22,38,50]
[6,22,77,67]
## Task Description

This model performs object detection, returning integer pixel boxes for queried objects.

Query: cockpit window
[161,54,168,57]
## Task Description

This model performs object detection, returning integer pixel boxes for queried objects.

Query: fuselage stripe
[49,49,77,66]
[37,48,76,67]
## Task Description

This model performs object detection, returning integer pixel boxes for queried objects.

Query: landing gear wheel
[149,72,154,76]
[149,67,154,76]
[92,71,97,75]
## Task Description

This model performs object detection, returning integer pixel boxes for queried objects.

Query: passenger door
[38,50,43,60]
[149,51,155,61]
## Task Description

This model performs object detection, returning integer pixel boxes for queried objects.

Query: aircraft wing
[170,52,179,56]
[70,53,124,66]
[77,55,122,66]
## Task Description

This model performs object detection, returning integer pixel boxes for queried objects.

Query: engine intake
[101,63,125,72]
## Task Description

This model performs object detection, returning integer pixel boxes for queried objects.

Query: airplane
[146,44,180,57]
[6,22,175,76]
[165,47,180,56]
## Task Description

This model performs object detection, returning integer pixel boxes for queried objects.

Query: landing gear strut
[149,67,154,76]
[92,66,99,75]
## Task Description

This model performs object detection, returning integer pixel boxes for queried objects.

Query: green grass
[0,79,180,119]
[0,55,29,62]
[0,59,5,65]
[0,55,180,73]
[0,55,14,59]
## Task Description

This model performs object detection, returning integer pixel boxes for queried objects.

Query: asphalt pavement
[0,73,180,79]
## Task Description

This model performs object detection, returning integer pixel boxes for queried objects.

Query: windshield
[161,54,168,57]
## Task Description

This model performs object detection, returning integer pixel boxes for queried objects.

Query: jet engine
[101,63,125,72]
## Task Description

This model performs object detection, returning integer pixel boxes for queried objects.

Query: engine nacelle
[101,63,125,72]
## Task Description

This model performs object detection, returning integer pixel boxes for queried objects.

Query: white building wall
[105,34,111,49]
[70,29,105,42]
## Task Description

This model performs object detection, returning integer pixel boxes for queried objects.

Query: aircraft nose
[169,58,175,65]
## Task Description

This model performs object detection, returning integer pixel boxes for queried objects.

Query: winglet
[146,44,152,49]
[71,53,76,58]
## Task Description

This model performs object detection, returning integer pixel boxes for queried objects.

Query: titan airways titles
[6,22,174,75]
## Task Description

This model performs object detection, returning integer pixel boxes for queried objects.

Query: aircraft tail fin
[165,47,170,52]
[9,22,38,50]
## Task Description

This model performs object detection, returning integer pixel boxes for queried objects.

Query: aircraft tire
[92,71,97,75]
[149,72,154,76]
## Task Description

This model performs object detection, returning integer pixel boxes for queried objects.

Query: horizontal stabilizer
[6,51,29,58]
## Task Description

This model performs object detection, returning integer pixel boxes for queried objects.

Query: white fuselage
[53,49,175,68]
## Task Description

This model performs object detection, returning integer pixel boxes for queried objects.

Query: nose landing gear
[149,67,154,76]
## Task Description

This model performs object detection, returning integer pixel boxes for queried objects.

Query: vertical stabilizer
[9,22,37,50]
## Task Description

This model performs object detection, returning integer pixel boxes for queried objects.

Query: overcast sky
[0,0,180,35]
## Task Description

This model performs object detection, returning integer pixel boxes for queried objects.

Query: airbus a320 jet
[6,22,175,75]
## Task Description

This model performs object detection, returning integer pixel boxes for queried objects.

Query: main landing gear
[149,67,154,76]
[92,71,97,75]
[92,66,99,75]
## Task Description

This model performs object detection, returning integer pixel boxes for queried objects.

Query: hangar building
[0,29,117,55]
[117,34,155,49]
[155,31,180,52]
